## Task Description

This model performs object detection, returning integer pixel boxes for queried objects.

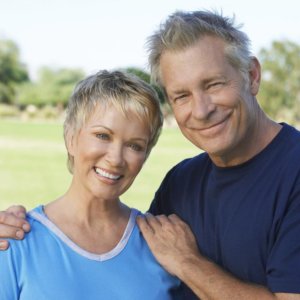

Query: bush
[0,104,20,118]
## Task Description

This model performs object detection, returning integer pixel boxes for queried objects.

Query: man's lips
[190,118,228,134]
[201,119,226,131]
[188,111,232,135]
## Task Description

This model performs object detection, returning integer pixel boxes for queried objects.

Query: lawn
[0,120,200,212]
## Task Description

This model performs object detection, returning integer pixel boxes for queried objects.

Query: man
[1,10,300,299]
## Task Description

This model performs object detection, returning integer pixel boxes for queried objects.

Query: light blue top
[0,206,181,299]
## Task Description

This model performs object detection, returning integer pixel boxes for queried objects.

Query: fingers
[0,222,27,239]
[145,213,181,229]
[136,214,155,235]
[0,240,9,250]
[137,213,178,236]
[0,211,29,230]
[0,210,30,250]
[137,213,199,276]
[137,213,167,233]
[0,223,25,251]
[0,211,31,239]
[168,214,190,228]
[6,205,27,219]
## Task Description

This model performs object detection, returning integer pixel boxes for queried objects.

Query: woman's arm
[0,241,21,299]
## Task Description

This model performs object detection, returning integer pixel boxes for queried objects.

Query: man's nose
[191,92,216,120]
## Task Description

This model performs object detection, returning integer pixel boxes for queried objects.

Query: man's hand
[0,205,30,250]
[137,213,300,300]
[136,213,200,277]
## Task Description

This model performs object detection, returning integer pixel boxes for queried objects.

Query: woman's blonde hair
[64,70,163,173]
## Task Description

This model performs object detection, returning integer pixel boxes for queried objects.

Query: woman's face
[67,103,150,202]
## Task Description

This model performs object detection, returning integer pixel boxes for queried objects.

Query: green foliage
[125,67,151,83]
[124,67,166,105]
[259,40,300,122]
[0,39,29,104]
[0,104,20,117]
[17,67,85,107]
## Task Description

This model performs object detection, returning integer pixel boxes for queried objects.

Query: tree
[124,67,165,105]
[0,39,29,104]
[17,67,85,107]
[258,40,300,123]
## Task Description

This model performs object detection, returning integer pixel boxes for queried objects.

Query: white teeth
[95,168,121,180]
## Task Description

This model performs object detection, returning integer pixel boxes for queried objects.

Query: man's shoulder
[159,152,210,189]
[170,152,209,173]
[281,123,300,144]
[277,123,300,164]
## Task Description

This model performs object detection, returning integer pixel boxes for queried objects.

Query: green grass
[0,120,200,212]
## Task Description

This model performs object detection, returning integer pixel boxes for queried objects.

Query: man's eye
[174,94,187,102]
[208,82,224,89]
[96,133,109,140]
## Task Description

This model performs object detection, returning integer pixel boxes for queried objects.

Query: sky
[0,0,299,79]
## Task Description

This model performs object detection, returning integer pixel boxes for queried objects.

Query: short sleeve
[148,164,177,215]
[0,241,20,300]
[267,181,300,293]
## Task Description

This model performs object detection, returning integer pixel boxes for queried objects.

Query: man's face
[160,36,260,166]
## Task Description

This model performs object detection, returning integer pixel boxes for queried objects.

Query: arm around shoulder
[0,205,30,250]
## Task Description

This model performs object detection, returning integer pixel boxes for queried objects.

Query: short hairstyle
[64,70,163,173]
[147,10,252,88]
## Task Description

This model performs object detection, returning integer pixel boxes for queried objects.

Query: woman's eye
[128,143,144,152]
[96,133,109,140]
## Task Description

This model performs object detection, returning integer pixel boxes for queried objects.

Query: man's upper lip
[194,119,226,131]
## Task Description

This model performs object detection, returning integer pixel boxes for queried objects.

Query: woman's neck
[44,189,131,254]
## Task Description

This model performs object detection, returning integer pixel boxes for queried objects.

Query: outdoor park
[0,118,199,212]
[1,0,300,212]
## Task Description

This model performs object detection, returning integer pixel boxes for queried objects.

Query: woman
[0,70,180,299]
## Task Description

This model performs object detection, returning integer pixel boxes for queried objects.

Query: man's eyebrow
[168,88,189,96]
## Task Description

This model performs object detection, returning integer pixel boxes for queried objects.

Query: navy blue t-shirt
[149,123,300,298]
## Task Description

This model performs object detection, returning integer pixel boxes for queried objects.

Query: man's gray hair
[147,10,252,88]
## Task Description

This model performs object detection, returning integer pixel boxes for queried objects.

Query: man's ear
[249,57,261,95]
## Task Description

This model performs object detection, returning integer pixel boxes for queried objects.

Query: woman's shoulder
[6,205,49,250]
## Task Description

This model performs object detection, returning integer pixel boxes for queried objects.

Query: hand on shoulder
[0,205,30,250]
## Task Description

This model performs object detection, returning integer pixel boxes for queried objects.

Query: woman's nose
[105,144,125,167]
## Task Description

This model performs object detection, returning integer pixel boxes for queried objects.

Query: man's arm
[137,213,300,300]
[0,206,30,250]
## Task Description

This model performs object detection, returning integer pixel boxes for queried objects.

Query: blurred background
[1,0,300,211]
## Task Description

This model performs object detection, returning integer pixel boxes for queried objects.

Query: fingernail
[16,230,24,239]
[0,241,8,250]
[22,223,30,232]
[18,212,26,219]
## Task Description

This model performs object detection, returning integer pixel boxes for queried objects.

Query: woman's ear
[249,57,261,95]
[65,127,76,157]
